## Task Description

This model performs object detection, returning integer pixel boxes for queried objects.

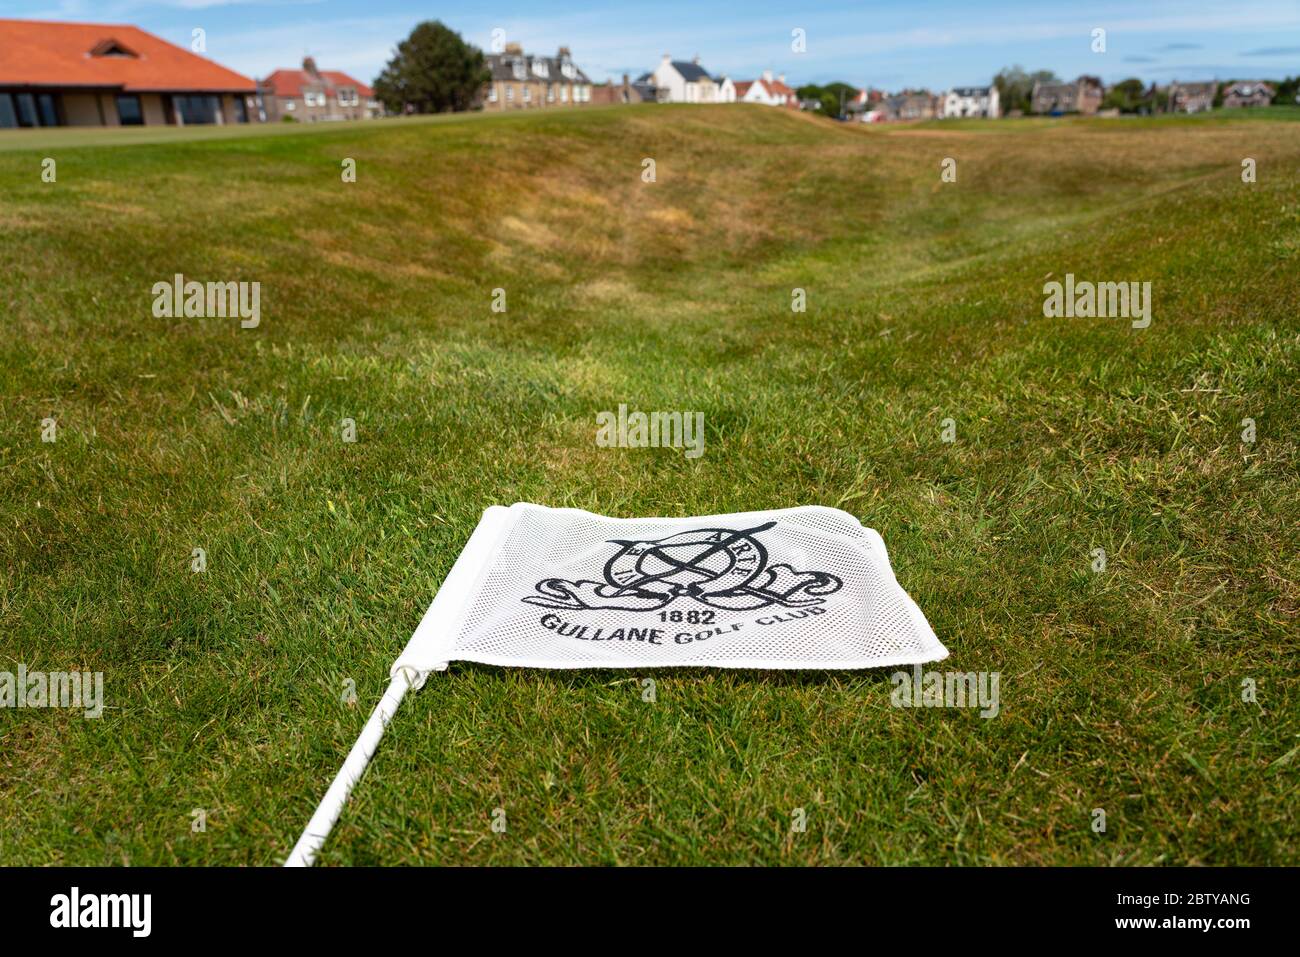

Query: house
[590,73,665,104]
[737,70,799,108]
[715,75,737,103]
[1167,81,1216,113]
[0,18,258,128]
[1031,76,1104,114]
[643,55,726,103]
[941,85,1000,118]
[880,91,939,121]
[848,88,883,109]
[845,88,884,119]
[482,43,592,110]
[260,58,379,121]
[1221,81,1274,108]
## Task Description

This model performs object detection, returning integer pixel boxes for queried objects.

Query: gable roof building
[1167,81,1217,113]
[880,91,939,121]
[591,73,663,105]
[738,70,798,108]
[941,85,1000,118]
[481,43,592,110]
[1221,80,1274,108]
[1031,76,1104,115]
[648,55,728,103]
[0,18,258,128]
[261,58,378,121]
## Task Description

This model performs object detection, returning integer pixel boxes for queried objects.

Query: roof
[0,18,256,92]
[1170,81,1216,96]
[950,86,992,97]
[671,60,711,82]
[485,49,591,85]
[1224,80,1274,95]
[263,68,373,99]
[739,77,795,100]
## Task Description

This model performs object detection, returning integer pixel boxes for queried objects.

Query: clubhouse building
[0,18,258,128]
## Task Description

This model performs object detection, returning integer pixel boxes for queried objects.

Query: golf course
[1,103,1297,865]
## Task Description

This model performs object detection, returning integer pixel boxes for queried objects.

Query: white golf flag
[286,503,945,866]
[394,503,946,678]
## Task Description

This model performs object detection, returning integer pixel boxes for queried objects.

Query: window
[116,94,143,125]
[233,96,248,123]
[175,94,220,125]
[337,89,358,107]
[285,99,296,111]
[488,85,498,103]
[37,94,59,126]
[561,85,569,103]
[547,85,554,102]
[1,92,63,128]
[90,38,138,58]
[14,93,38,127]
[303,90,325,107]
[523,85,531,102]
[506,84,514,102]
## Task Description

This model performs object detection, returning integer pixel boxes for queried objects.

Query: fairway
[1,104,1297,865]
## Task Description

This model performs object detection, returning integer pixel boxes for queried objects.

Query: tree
[1103,77,1145,113]
[373,21,488,114]
[796,81,857,119]
[994,65,1058,115]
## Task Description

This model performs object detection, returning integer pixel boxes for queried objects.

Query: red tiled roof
[262,69,374,99]
[0,18,256,92]
[734,80,753,97]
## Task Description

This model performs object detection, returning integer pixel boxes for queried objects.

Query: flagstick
[284,669,419,867]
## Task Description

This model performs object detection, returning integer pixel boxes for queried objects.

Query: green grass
[1,104,1297,865]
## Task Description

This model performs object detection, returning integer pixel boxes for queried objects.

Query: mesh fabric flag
[287,503,946,865]
[394,503,946,674]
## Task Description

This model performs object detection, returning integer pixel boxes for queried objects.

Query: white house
[643,55,726,103]
[736,70,798,107]
[715,74,736,102]
[941,85,1000,118]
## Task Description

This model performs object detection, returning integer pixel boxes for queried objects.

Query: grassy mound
[0,104,1297,864]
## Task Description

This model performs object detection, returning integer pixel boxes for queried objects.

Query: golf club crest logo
[523,521,843,612]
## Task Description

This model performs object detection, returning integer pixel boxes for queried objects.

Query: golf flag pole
[283,507,510,866]
[284,668,417,867]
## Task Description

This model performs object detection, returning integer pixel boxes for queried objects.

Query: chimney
[662,53,671,64]
[302,56,320,78]
[762,69,773,83]
[778,74,786,85]
[692,54,700,65]
[558,46,571,59]
[504,42,523,55]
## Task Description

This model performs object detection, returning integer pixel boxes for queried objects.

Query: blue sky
[11,0,1300,89]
